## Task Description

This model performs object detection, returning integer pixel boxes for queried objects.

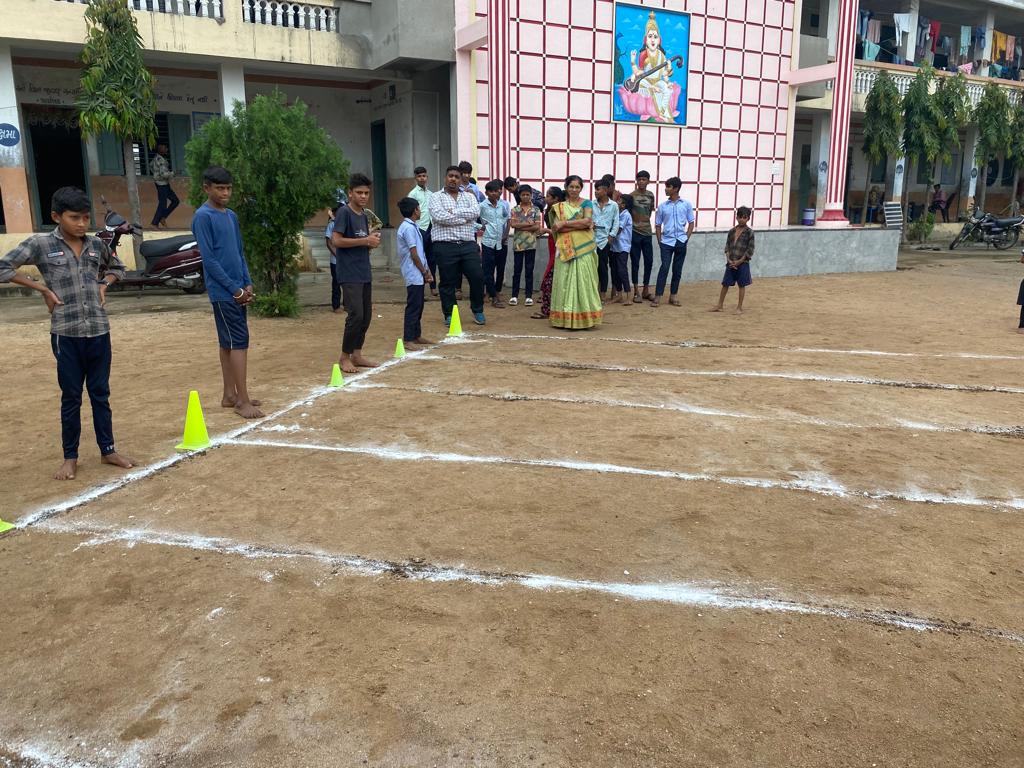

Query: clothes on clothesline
[866,19,881,44]
[858,9,873,40]
[929,21,941,53]
[862,41,881,61]
[960,26,971,56]
[958,62,974,75]
[893,13,911,41]
[994,31,1008,61]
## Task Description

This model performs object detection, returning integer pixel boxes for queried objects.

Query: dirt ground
[1,253,1023,767]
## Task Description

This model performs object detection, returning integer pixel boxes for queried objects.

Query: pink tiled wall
[474,0,796,229]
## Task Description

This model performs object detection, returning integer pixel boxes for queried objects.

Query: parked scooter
[949,206,1024,251]
[96,198,205,294]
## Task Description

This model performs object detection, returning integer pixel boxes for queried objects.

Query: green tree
[972,82,1013,211]
[861,71,903,220]
[901,63,940,210]
[931,73,970,186]
[186,92,348,317]
[76,0,156,247]
[1007,97,1024,213]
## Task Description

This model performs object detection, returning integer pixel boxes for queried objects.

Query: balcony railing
[55,0,224,18]
[849,61,1023,108]
[242,0,338,31]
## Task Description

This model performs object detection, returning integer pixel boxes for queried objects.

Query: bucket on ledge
[801,208,815,226]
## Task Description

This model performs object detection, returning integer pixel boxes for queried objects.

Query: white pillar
[810,112,831,217]
[826,0,840,58]
[219,62,246,116]
[891,155,907,200]
[964,126,981,209]
[982,10,996,67]
[0,42,33,232]
[899,0,919,64]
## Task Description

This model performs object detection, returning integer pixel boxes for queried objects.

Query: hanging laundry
[960,26,971,56]
[958,62,974,75]
[1006,36,1016,63]
[893,13,911,41]
[929,21,942,53]
[867,20,881,44]
[862,41,881,61]
[994,31,1007,61]
[858,9,873,40]
[939,36,952,56]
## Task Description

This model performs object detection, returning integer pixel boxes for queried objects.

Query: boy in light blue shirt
[611,194,634,306]
[396,197,434,345]
[653,176,696,307]
[478,179,509,308]
[593,178,620,300]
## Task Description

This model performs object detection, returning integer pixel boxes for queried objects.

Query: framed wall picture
[613,2,690,126]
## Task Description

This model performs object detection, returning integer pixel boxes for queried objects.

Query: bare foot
[1017,328,1024,334]
[102,452,136,470]
[333,308,345,314]
[642,290,653,301]
[340,358,360,374]
[352,354,379,368]
[735,307,744,314]
[222,396,262,408]
[708,305,724,312]
[650,298,660,307]
[412,337,435,345]
[234,402,265,419]
[619,295,632,305]
[669,297,682,306]
[54,459,78,481]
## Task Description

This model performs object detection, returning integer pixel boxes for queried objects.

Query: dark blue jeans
[630,232,653,289]
[151,183,180,226]
[512,249,536,299]
[655,241,688,296]
[404,284,425,341]
[329,261,341,310]
[597,244,612,293]
[51,333,115,460]
[656,240,688,297]
[481,244,501,298]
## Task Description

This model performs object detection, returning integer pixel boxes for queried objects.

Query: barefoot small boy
[397,196,434,346]
[711,206,754,314]
[0,186,135,480]
[192,166,263,419]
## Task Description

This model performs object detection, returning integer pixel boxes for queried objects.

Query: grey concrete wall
[369,0,456,69]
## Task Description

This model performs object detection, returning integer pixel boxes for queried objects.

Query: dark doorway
[26,108,88,229]
[370,120,389,226]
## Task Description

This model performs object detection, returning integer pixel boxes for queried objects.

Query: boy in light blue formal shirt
[478,179,509,308]
[612,194,634,306]
[396,197,434,345]
[653,176,696,307]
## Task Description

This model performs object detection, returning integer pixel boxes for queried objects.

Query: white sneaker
[509,296,518,305]
[524,297,534,306]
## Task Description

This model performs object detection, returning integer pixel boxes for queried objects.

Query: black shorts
[212,300,250,350]
[722,262,752,287]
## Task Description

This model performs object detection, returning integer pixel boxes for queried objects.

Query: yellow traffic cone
[448,304,463,337]
[0,518,14,534]
[175,390,211,451]
[395,338,406,358]
[330,363,345,388]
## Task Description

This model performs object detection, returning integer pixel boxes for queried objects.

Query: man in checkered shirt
[0,186,135,481]
[429,164,487,326]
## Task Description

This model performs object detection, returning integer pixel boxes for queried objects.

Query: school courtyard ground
[1,249,1023,767]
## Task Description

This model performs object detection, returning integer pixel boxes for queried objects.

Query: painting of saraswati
[613,5,690,126]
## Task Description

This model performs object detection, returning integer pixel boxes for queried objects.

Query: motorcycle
[949,207,1024,251]
[96,198,206,294]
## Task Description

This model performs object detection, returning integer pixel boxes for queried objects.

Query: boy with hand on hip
[331,173,382,372]
[711,206,755,314]
[0,186,135,480]
[192,166,263,419]
[479,179,510,308]
[396,197,434,346]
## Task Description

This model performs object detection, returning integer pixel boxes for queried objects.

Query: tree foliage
[973,82,1013,209]
[931,73,970,172]
[901,64,940,204]
[76,0,156,232]
[863,71,904,165]
[185,92,349,317]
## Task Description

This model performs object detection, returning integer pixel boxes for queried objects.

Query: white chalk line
[422,352,1024,395]
[470,331,1024,361]
[11,341,464,529]
[222,437,1024,511]
[36,517,1024,645]
[348,381,1024,437]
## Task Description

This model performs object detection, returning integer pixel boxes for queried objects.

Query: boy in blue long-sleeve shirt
[611,194,634,305]
[191,166,263,419]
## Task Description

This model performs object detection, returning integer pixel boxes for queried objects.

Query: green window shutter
[168,114,191,173]
[96,132,124,176]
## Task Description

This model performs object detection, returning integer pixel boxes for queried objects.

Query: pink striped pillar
[818,0,859,225]
[487,0,511,180]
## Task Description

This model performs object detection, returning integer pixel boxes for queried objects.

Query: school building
[9,0,1020,277]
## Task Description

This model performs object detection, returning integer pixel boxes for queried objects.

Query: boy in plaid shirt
[711,206,754,314]
[0,187,135,480]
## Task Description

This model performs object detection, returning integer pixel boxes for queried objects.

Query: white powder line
[469,331,1024,362]
[423,352,1024,395]
[0,740,141,768]
[349,381,1024,437]
[223,437,1024,511]
[37,518,1024,645]
[12,343,452,528]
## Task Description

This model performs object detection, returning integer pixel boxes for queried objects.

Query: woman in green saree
[549,175,603,330]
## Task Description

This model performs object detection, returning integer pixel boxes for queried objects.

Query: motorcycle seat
[992,217,1024,228]
[139,234,197,259]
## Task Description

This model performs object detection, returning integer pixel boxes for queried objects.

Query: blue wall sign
[0,123,20,147]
